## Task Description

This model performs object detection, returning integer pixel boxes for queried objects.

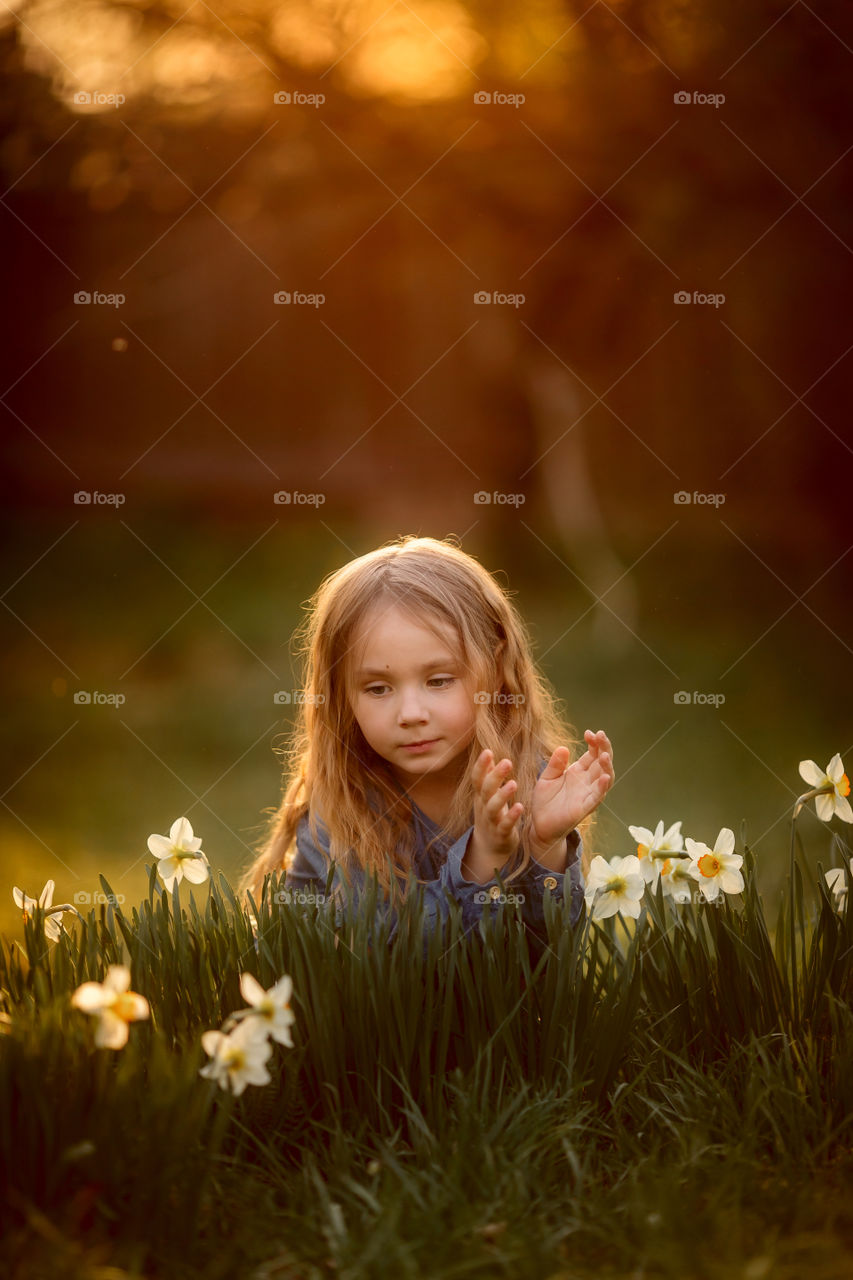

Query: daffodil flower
[584,854,645,920]
[71,965,150,1049]
[658,855,697,904]
[627,820,685,884]
[12,881,72,942]
[230,972,295,1047]
[199,1018,273,1096]
[825,859,852,909]
[685,829,744,902]
[796,755,852,823]
[147,817,210,890]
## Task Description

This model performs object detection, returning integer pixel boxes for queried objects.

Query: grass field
[2,790,852,1279]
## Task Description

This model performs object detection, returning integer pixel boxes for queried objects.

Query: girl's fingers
[497,802,523,832]
[484,777,517,821]
[473,749,493,787]
[480,756,515,804]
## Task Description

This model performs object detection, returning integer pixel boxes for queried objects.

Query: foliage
[2,819,853,1277]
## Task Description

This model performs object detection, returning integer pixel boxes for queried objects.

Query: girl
[240,535,614,946]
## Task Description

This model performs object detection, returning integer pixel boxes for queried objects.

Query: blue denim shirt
[284,769,586,946]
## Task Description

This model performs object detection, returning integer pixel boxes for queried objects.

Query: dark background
[1,0,851,931]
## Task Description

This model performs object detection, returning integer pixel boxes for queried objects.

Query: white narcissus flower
[584,854,645,920]
[147,817,210,890]
[627,820,685,884]
[238,972,295,1047]
[199,1018,273,1096]
[12,881,71,942]
[71,965,150,1049]
[825,859,852,908]
[797,755,852,824]
[685,829,744,902]
[658,855,697,904]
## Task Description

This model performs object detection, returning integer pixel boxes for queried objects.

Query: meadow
[2,777,852,1280]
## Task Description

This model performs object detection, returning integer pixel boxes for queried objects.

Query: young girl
[240,535,614,946]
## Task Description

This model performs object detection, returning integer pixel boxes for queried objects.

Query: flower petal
[94,1010,129,1050]
[170,816,194,847]
[157,858,182,888]
[827,754,845,784]
[147,834,172,857]
[45,917,63,943]
[834,795,853,824]
[121,993,150,1021]
[719,868,745,895]
[270,975,293,1006]
[71,981,107,1013]
[201,1029,226,1058]
[180,857,210,885]
[815,794,835,823]
[104,965,130,994]
[714,828,735,857]
[240,972,266,1006]
[825,867,845,892]
[798,760,823,786]
[591,895,620,920]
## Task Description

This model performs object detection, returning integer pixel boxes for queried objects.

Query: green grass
[2,816,853,1280]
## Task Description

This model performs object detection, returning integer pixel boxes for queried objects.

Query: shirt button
[489,885,502,900]
[543,876,558,891]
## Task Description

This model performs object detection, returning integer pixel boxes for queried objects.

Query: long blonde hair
[239,535,594,907]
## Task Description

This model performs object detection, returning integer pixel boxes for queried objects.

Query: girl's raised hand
[529,730,615,854]
[471,749,524,862]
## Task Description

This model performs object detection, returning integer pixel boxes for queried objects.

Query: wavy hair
[239,535,594,906]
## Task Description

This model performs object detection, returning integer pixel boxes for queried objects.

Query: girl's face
[348,603,478,794]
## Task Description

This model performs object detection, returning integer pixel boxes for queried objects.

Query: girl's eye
[364,677,455,696]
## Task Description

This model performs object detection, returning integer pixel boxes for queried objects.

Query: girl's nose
[397,688,428,723]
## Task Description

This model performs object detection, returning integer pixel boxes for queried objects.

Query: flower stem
[788,811,801,1030]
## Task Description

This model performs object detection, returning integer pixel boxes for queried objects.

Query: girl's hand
[529,730,614,856]
[471,749,524,863]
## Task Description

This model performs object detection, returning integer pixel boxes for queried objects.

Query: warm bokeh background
[1,0,851,935]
